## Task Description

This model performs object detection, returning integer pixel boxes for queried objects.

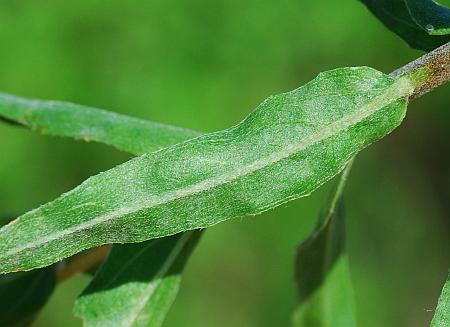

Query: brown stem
[56,245,111,283]
[390,42,450,100]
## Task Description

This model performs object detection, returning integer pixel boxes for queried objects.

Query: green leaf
[0,267,56,327]
[0,216,56,327]
[431,272,450,327]
[406,0,450,36]
[73,231,200,327]
[0,92,200,155]
[360,0,450,51]
[0,94,204,326]
[0,267,57,327]
[293,161,356,327]
[0,67,416,273]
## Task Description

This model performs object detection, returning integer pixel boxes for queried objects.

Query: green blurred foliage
[0,1,448,326]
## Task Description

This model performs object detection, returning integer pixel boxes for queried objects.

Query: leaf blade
[360,0,450,51]
[0,92,200,155]
[0,67,415,273]
[406,0,450,36]
[293,162,356,327]
[73,232,200,327]
[431,272,450,327]
[0,216,56,327]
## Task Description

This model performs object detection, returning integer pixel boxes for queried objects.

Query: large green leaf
[360,0,450,51]
[293,162,356,327]
[73,232,200,327]
[0,67,418,274]
[0,216,56,327]
[0,92,200,155]
[431,272,450,327]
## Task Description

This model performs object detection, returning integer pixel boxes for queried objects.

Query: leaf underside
[293,162,356,327]
[0,216,56,327]
[360,0,450,51]
[0,66,414,274]
[73,232,200,327]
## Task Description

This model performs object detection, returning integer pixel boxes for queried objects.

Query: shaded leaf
[360,0,450,51]
[293,162,356,327]
[407,0,450,36]
[0,67,418,273]
[73,231,200,327]
[0,92,200,155]
[431,272,450,327]
[0,215,56,327]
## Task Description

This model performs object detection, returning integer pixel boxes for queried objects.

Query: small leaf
[0,92,200,155]
[293,162,356,327]
[0,216,56,327]
[0,67,416,273]
[73,231,200,327]
[430,272,450,327]
[360,0,450,51]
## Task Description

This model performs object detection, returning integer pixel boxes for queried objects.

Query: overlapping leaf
[361,0,450,51]
[0,215,56,327]
[0,67,417,274]
[0,92,203,326]
[74,232,200,327]
[293,162,356,327]
[431,272,450,327]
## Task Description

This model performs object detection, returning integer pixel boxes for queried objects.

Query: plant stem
[391,42,450,99]
[55,42,450,283]
[56,245,111,282]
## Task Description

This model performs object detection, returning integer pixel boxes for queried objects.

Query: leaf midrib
[0,76,414,264]
[119,232,191,327]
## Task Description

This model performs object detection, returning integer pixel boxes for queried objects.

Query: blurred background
[0,0,449,326]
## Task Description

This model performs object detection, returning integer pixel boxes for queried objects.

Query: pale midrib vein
[0,77,414,261]
[120,232,191,327]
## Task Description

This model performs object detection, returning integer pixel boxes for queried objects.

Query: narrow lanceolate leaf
[293,162,356,327]
[74,232,200,327]
[431,272,450,327]
[360,0,450,51]
[0,67,417,273]
[0,92,200,155]
[0,216,56,327]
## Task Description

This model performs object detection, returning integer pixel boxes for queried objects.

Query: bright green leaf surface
[430,272,450,327]
[293,162,356,327]
[73,232,200,327]
[0,93,203,325]
[0,216,56,327]
[0,92,200,155]
[360,0,450,51]
[0,67,415,273]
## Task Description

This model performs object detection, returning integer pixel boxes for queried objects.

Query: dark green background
[0,1,449,326]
